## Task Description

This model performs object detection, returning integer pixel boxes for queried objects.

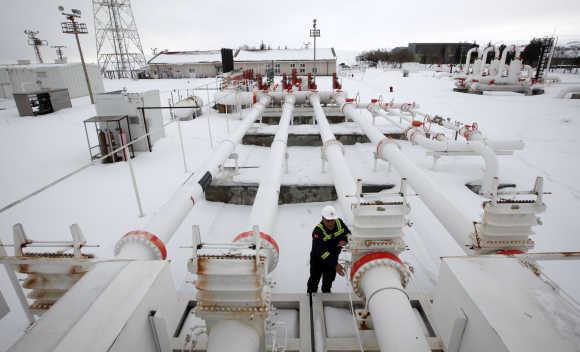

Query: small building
[408,43,475,64]
[94,90,165,152]
[147,50,222,78]
[0,62,104,99]
[234,48,337,76]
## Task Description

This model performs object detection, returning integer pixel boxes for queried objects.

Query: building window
[300,63,305,67]
[300,68,305,73]
[290,63,295,68]
[189,68,195,73]
[312,67,317,73]
[275,63,280,68]
[275,68,280,74]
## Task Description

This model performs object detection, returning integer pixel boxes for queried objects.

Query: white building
[234,48,337,76]
[145,48,338,78]
[0,62,104,99]
[147,50,222,78]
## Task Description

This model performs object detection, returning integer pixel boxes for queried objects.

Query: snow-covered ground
[1,69,580,350]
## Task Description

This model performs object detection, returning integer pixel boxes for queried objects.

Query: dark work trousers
[307,257,337,293]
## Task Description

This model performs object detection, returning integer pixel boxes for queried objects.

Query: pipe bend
[469,141,499,196]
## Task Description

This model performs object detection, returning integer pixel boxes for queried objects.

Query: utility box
[95,90,165,152]
[0,63,103,99]
[432,257,579,352]
[13,89,72,116]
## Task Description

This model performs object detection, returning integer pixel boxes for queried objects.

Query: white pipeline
[248,94,294,235]
[360,265,430,352]
[115,93,272,260]
[311,94,357,221]
[336,93,474,250]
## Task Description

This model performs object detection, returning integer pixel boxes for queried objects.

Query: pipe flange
[350,252,411,298]
[340,100,355,113]
[322,139,345,156]
[233,231,280,271]
[405,127,425,145]
[400,103,412,113]
[114,230,167,260]
[375,137,399,157]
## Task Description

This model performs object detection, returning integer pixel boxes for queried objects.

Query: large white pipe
[360,265,430,352]
[335,93,474,250]
[480,46,495,74]
[310,94,357,221]
[464,47,478,69]
[207,320,260,352]
[248,94,295,235]
[115,93,272,260]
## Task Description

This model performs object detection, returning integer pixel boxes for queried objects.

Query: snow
[149,51,222,64]
[1,69,580,350]
[235,48,335,61]
[324,306,356,338]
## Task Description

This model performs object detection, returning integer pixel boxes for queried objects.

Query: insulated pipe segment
[236,94,295,272]
[311,93,358,220]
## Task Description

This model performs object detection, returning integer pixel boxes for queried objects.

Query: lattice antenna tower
[92,0,147,79]
[24,29,48,63]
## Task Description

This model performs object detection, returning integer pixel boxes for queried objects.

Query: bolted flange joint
[233,231,280,271]
[350,252,410,298]
[114,230,167,260]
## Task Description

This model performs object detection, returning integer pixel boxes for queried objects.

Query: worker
[307,205,350,293]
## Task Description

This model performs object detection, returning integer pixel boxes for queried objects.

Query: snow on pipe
[407,130,499,196]
[234,93,296,273]
[371,104,525,152]
[367,103,405,130]
[351,253,430,352]
[335,92,474,251]
[114,93,272,260]
[310,93,357,221]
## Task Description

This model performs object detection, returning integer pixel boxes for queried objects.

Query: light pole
[309,19,320,80]
[59,6,94,104]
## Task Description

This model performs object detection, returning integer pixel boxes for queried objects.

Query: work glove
[336,263,345,277]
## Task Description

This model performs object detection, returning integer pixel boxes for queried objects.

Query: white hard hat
[321,205,338,220]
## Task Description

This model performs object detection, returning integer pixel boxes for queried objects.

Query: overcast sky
[1,0,579,64]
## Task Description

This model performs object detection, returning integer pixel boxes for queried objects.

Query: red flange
[350,252,402,278]
[233,231,280,254]
[121,230,167,259]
